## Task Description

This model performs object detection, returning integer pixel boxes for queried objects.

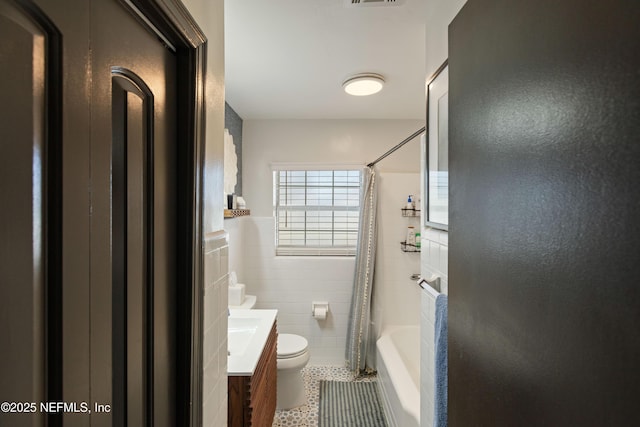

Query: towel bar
[417,275,441,293]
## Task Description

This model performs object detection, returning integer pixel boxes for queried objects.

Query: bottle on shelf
[406,226,416,246]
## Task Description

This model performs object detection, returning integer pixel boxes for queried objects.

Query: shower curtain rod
[366,127,426,167]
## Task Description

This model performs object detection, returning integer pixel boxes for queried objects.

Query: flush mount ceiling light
[342,73,385,96]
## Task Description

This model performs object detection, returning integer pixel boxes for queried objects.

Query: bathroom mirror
[424,60,449,231]
[224,128,238,200]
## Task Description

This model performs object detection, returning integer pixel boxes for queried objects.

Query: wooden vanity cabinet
[228,322,277,426]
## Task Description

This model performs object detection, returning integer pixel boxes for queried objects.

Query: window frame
[272,163,363,256]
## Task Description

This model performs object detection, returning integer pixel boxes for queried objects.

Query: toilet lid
[278,334,308,359]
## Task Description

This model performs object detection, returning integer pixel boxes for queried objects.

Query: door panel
[125,90,148,427]
[0,4,48,425]
[449,0,640,425]
[111,70,155,427]
[0,1,63,425]
[90,1,177,426]
[1,0,195,425]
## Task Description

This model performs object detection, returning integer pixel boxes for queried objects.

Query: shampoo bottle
[406,195,413,209]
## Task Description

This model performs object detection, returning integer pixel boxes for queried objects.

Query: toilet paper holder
[311,301,330,319]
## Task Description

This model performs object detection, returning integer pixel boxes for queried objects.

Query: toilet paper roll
[313,306,327,320]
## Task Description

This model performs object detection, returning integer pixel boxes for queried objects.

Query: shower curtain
[345,166,378,375]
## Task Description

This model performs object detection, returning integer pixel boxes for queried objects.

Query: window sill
[276,247,355,257]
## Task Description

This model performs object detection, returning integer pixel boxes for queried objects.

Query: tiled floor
[272,366,377,427]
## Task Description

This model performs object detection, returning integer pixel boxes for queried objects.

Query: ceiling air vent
[347,0,405,7]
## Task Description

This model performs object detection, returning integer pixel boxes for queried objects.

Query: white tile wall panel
[203,231,229,427]
[420,222,448,427]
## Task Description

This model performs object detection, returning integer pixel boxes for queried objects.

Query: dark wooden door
[89,1,178,426]
[0,1,184,426]
[448,0,640,425]
[1,1,87,426]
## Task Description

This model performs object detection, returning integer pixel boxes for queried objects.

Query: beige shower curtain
[345,166,378,375]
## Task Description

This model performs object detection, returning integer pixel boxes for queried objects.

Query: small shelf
[400,241,421,253]
[401,208,421,217]
[224,209,250,219]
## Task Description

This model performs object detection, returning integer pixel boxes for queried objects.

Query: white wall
[229,216,355,365]
[202,232,229,427]
[421,0,467,425]
[227,119,423,365]
[425,0,467,79]
[242,119,424,216]
[179,0,227,425]
[371,173,422,340]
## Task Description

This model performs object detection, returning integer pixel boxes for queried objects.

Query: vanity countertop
[227,309,278,376]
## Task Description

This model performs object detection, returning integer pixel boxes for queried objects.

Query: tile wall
[203,231,229,427]
[420,227,448,427]
[371,173,422,340]
[421,228,449,294]
[226,216,355,365]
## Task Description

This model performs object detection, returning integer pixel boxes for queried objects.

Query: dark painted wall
[448,0,640,425]
[225,102,243,195]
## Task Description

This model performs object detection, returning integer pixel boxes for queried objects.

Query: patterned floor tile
[272,366,377,427]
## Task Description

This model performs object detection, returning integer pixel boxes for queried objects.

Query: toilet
[229,290,310,410]
[276,333,310,410]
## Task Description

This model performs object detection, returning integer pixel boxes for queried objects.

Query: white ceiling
[224,0,426,120]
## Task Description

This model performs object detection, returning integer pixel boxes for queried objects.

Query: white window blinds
[274,169,361,256]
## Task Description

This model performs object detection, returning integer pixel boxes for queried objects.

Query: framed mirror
[424,60,449,231]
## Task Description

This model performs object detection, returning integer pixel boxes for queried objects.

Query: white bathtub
[376,325,420,427]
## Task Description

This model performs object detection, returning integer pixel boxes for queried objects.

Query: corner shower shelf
[224,209,250,219]
[401,208,421,217]
[400,241,421,253]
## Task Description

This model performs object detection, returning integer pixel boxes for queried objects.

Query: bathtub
[376,325,420,427]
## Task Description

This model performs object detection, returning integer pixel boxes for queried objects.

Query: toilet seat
[278,334,308,359]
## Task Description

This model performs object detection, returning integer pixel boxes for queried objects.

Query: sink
[228,317,259,357]
[227,309,277,376]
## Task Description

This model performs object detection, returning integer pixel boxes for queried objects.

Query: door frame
[123,1,207,425]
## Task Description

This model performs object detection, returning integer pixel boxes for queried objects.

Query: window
[274,168,362,256]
